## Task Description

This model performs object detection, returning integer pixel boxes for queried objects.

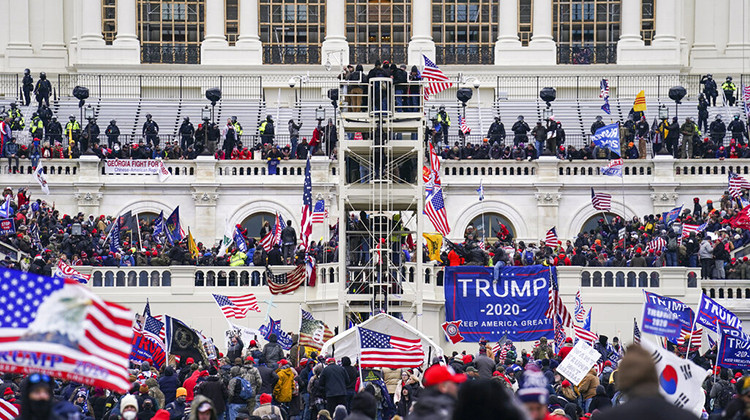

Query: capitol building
[1,0,749,353]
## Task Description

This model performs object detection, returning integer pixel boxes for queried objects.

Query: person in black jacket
[158,367,180,405]
[226,335,244,361]
[267,244,283,266]
[82,118,100,153]
[195,367,227,419]
[487,116,506,145]
[142,114,160,147]
[261,334,284,368]
[511,116,530,145]
[665,117,681,157]
[33,72,52,109]
[179,117,195,150]
[591,115,606,135]
[105,120,121,148]
[22,69,33,106]
[391,63,408,112]
[46,116,62,144]
[280,221,297,264]
[319,358,348,414]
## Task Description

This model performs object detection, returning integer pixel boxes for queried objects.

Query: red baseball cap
[423,365,467,387]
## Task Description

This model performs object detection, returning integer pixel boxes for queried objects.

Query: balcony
[557,44,617,65]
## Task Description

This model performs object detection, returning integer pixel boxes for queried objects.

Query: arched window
[467,213,515,241]
[241,212,276,240]
[579,213,618,234]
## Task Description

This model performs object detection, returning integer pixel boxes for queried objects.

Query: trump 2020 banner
[443,265,553,342]
[696,294,742,333]
[642,291,693,340]
[718,324,750,369]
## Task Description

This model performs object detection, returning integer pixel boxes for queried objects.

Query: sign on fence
[103,159,170,181]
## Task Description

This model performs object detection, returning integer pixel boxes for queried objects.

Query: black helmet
[518,115,524,120]
[69,115,75,120]
[39,72,46,79]
[23,69,29,75]
[439,105,445,111]
[231,116,237,123]
[110,119,116,125]
[9,103,16,108]
[727,76,733,81]
[266,115,272,121]
[184,116,189,122]
[146,113,152,119]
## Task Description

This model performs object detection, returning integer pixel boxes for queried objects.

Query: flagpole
[136,212,144,249]
[355,326,364,386]
[714,318,720,384]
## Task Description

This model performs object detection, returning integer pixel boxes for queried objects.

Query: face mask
[122,410,137,420]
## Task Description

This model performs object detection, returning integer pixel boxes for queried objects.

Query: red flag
[729,206,750,230]
[441,321,464,344]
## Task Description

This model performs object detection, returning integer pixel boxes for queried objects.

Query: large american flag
[545,227,560,248]
[681,223,707,239]
[729,172,750,199]
[633,318,641,344]
[358,326,425,369]
[459,115,471,134]
[646,237,666,253]
[574,290,585,323]
[0,399,19,420]
[0,268,133,392]
[312,199,328,223]
[677,326,703,348]
[600,78,610,98]
[591,188,612,211]
[259,213,281,252]
[545,269,572,327]
[573,324,598,345]
[266,265,306,294]
[142,315,165,347]
[301,155,313,249]
[425,143,442,194]
[425,187,450,236]
[422,54,452,100]
[53,259,91,284]
[743,85,750,120]
[554,314,567,353]
[212,293,260,319]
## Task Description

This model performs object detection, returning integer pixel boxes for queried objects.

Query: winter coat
[319,364,349,398]
[382,368,401,394]
[588,385,612,412]
[273,366,295,403]
[257,365,279,395]
[407,388,455,420]
[195,376,227,415]
[474,355,495,380]
[599,395,698,420]
[578,369,600,400]
[240,365,263,395]
[145,378,165,410]
[187,396,217,420]
[262,340,285,368]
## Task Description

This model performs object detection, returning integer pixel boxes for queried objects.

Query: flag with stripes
[53,259,91,284]
[0,198,12,219]
[646,237,666,253]
[425,187,451,236]
[729,172,750,199]
[633,318,642,344]
[545,227,560,248]
[212,293,260,319]
[573,324,598,345]
[601,158,623,177]
[477,180,484,202]
[681,223,707,239]
[130,315,167,370]
[554,314,566,353]
[301,155,313,249]
[600,78,610,98]
[358,326,425,369]
[743,85,750,120]
[459,115,471,134]
[0,399,19,420]
[545,268,573,327]
[422,55,453,100]
[677,326,703,348]
[591,188,611,211]
[312,199,328,223]
[0,267,133,393]
[425,143,442,194]
[574,290,585,323]
[299,309,334,351]
[266,264,307,294]
[259,213,281,252]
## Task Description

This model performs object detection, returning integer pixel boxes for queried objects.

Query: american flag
[142,315,164,345]
[53,259,91,284]
[729,172,750,199]
[591,188,612,211]
[0,268,133,392]
[0,198,11,218]
[312,199,328,223]
[212,293,260,319]
[600,78,610,99]
[358,326,425,369]
[259,213,282,252]
[677,326,703,348]
[681,223,707,239]
[459,115,471,134]
[422,54,453,100]
[425,143,442,194]
[301,155,313,249]
[0,399,19,420]
[574,290,585,323]
[545,269,572,327]
[554,314,566,353]
[573,324,598,345]
[266,264,306,294]
[425,187,450,236]
[299,309,334,351]
[545,227,560,248]
[707,332,716,349]
[743,85,750,120]
[633,318,642,344]
[646,237,666,253]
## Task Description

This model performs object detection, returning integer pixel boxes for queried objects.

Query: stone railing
[701,280,750,300]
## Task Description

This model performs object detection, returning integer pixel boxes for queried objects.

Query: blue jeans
[395,87,405,111]
[301,393,310,420]
[291,135,298,158]
[493,261,506,281]
[227,404,244,420]
[689,254,698,267]
[536,140,544,156]
[584,398,592,413]
[666,251,677,266]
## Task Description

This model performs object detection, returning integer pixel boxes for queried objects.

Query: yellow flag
[188,228,199,259]
[633,90,647,112]
[422,233,443,262]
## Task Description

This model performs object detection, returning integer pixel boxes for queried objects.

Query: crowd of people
[2,329,747,420]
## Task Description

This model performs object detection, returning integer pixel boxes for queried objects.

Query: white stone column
[652,0,678,45]
[42,0,67,49]
[496,0,521,46]
[79,0,106,45]
[203,0,229,46]
[726,0,750,50]
[322,0,350,66]
[530,0,554,45]
[7,0,33,51]
[407,0,434,65]
[618,0,644,46]
[235,0,263,64]
[691,0,715,50]
[114,0,139,45]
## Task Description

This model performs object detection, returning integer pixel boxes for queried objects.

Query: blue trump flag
[233,226,248,252]
[592,123,620,156]
[642,291,694,340]
[718,324,750,369]
[662,206,683,226]
[697,294,742,333]
[443,265,554,342]
[165,207,183,245]
[259,318,293,350]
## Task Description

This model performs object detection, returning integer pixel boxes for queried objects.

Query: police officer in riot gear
[22,69,33,106]
[105,120,120,148]
[33,72,52,109]
[142,113,160,147]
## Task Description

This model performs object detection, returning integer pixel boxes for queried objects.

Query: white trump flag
[641,338,709,417]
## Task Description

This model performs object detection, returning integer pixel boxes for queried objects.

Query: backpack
[523,250,534,265]
[716,381,734,409]
[668,237,678,252]
[236,377,254,400]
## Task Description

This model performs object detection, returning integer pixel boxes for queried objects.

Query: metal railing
[349,45,408,66]
[557,44,617,65]
[141,44,201,64]
[56,74,263,100]
[263,45,320,64]
[436,45,495,65]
